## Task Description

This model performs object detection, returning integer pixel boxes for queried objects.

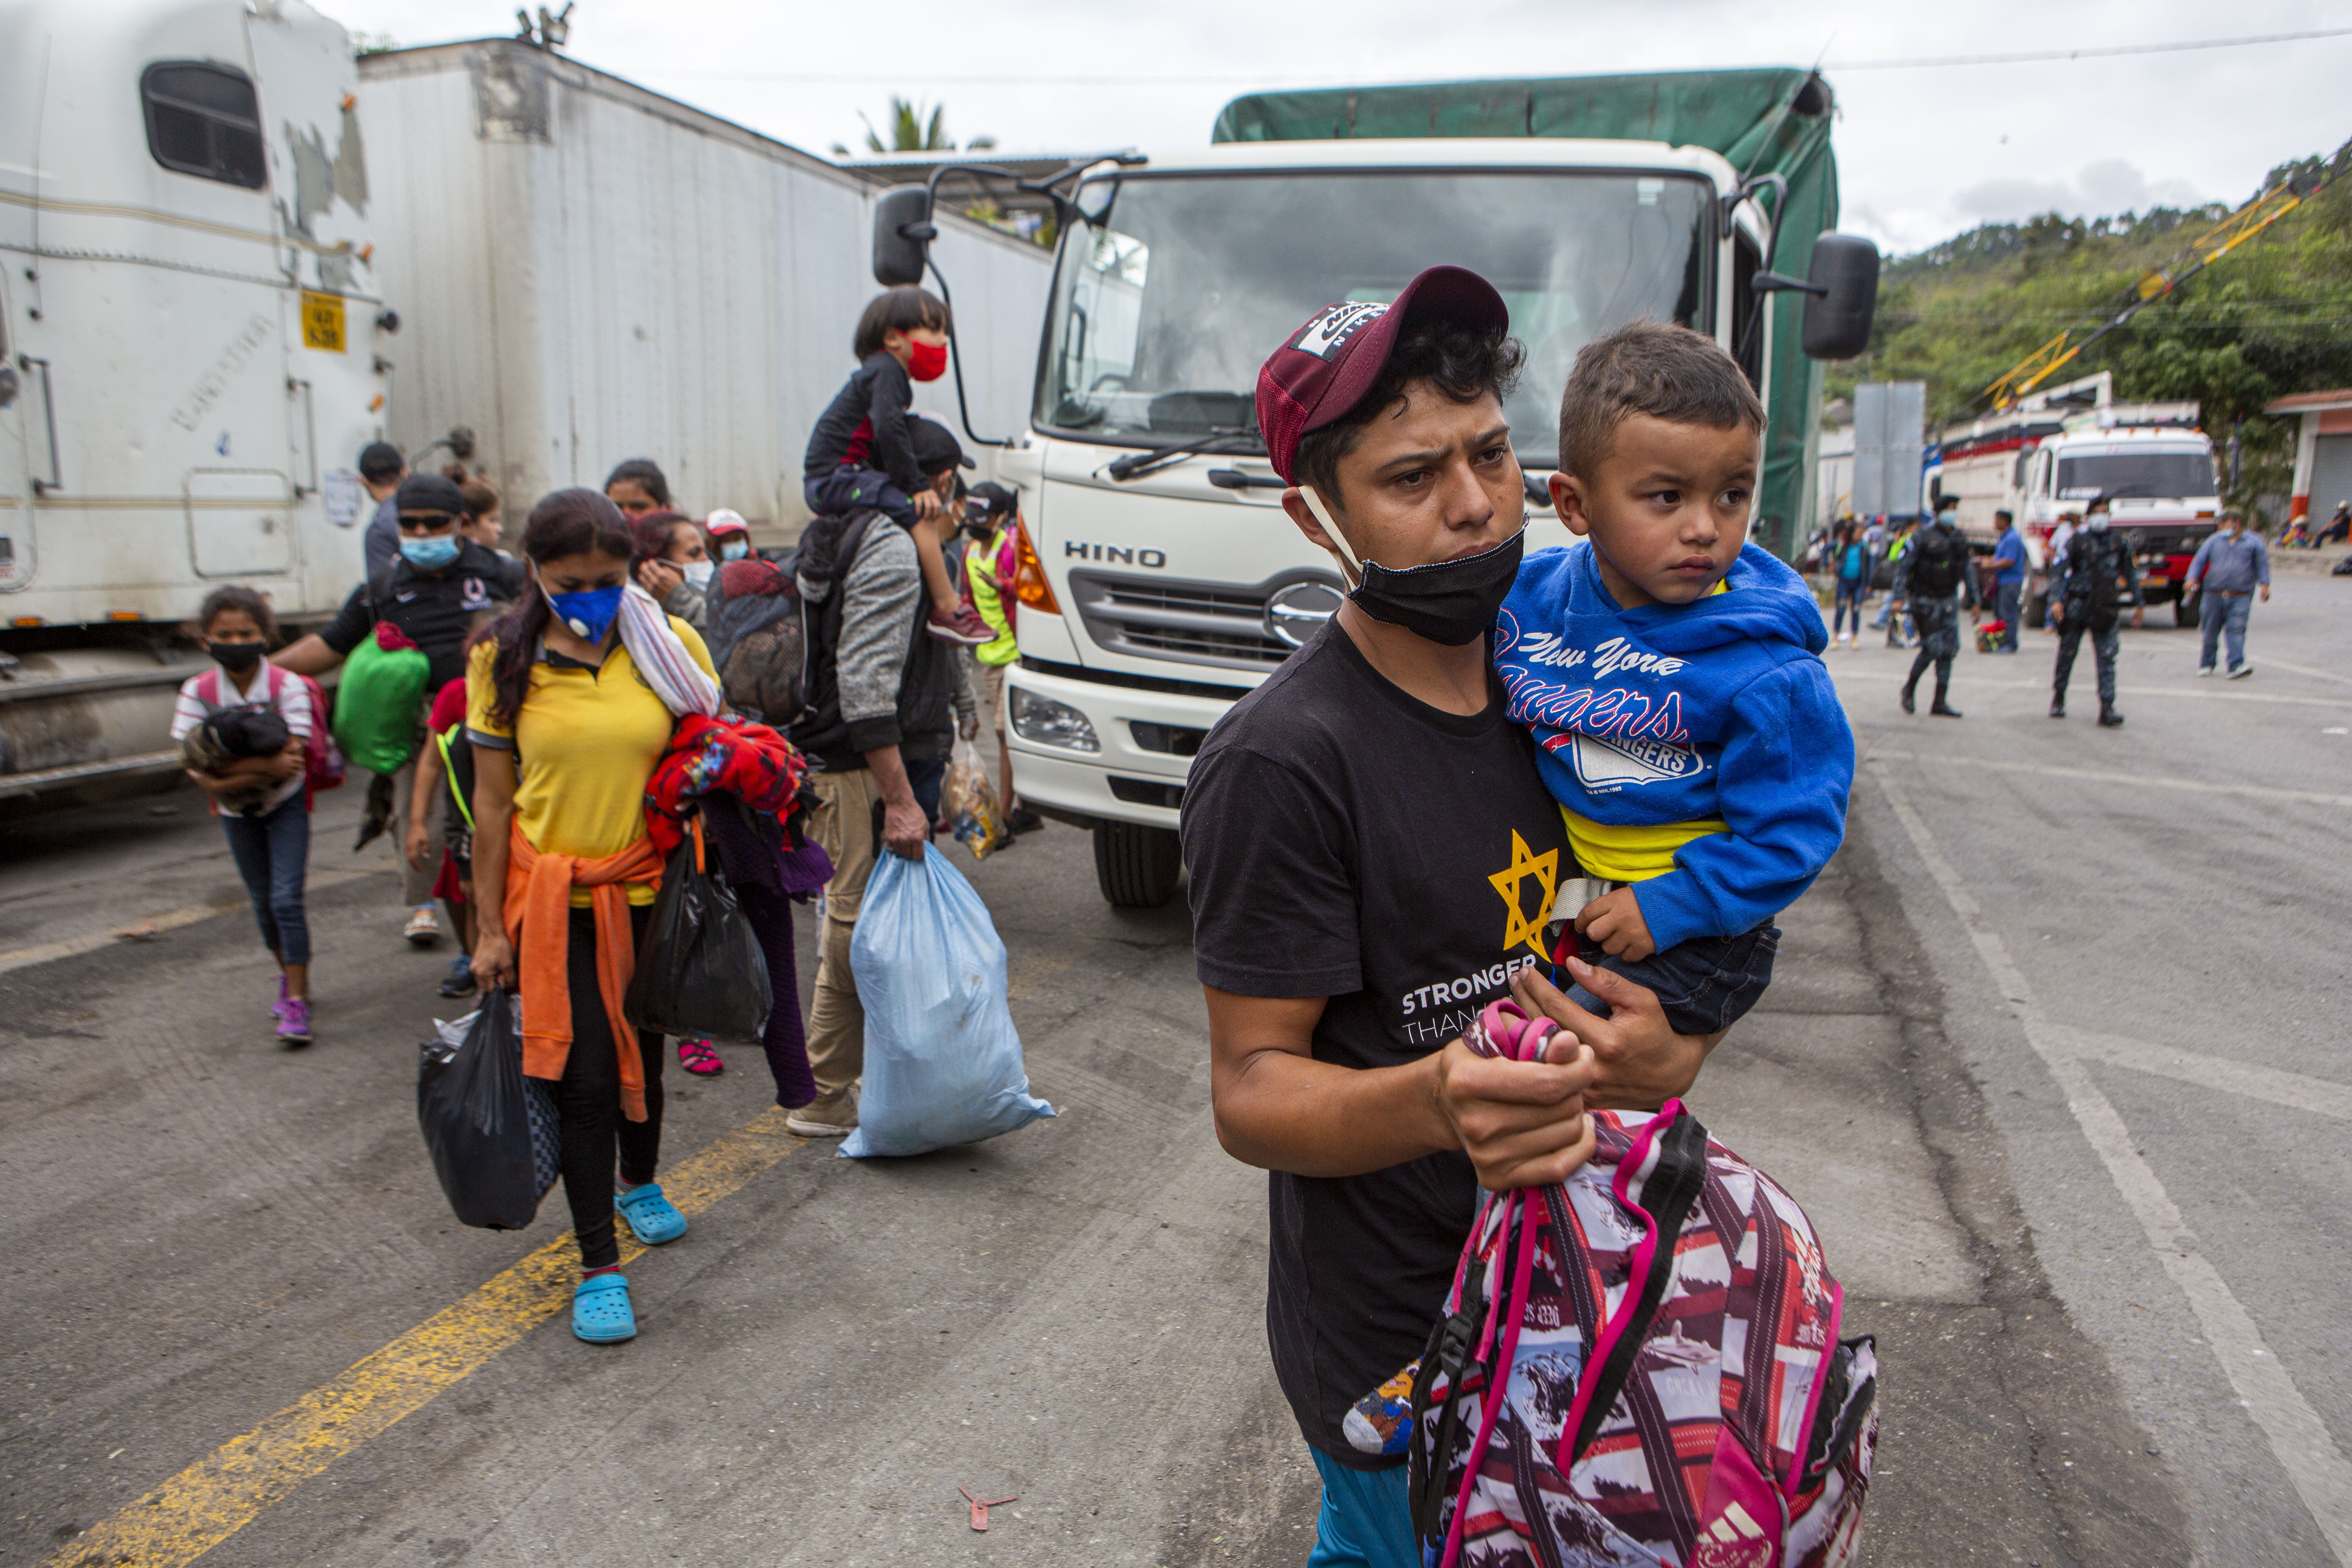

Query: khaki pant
[392,757,446,907]
[804,767,883,1105]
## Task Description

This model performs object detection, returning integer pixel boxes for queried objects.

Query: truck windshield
[2056,450,2216,501]
[1036,169,1713,467]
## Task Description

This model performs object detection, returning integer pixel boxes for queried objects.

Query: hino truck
[888,71,1879,907]
[1927,371,2221,627]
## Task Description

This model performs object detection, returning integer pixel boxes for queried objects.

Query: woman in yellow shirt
[467,488,719,1344]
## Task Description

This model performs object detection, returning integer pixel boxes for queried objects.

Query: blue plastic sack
[842,848,1054,1158]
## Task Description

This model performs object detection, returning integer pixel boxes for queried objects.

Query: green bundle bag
[333,621,432,774]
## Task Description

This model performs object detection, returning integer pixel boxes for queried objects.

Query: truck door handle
[1206,468,1287,490]
[19,356,61,495]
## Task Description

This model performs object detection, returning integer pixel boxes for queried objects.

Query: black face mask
[208,639,266,673]
[1310,492,1523,645]
[1349,533,1526,645]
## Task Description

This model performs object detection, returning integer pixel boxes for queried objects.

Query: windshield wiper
[1105,426,1264,482]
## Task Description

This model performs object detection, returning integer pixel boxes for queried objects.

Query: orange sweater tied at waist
[503,820,664,1121]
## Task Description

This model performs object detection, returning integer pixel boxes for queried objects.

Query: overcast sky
[325,0,2351,256]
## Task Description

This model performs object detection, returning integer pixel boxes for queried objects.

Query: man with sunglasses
[279,473,524,951]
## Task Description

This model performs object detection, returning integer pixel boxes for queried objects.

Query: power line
[1829,27,2352,71]
[642,27,2352,88]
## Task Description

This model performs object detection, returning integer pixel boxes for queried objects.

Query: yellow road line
[50,1109,808,1568]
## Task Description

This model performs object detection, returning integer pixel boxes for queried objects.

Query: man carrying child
[1185,269,1742,1564]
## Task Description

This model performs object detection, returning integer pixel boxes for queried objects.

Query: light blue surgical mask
[545,581,624,642]
[399,532,461,570]
[718,539,749,562]
[684,560,715,589]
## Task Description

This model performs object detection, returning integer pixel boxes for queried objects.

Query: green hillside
[1838,139,2352,512]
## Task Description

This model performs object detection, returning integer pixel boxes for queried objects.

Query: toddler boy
[1494,320,1853,1035]
[803,287,991,645]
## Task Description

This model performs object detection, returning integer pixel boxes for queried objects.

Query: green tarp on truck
[1213,69,1841,559]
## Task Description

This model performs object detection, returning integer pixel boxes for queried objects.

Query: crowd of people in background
[1809,490,2280,726]
[169,284,1045,1343]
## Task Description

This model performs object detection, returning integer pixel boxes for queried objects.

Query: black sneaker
[1007,808,1045,835]
[439,955,478,998]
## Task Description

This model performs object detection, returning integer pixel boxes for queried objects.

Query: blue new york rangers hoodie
[1494,540,1854,952]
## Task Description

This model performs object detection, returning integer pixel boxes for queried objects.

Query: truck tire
[2025,590,2049,630]
[1094,821,1183,908]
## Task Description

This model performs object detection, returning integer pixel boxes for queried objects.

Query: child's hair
[1558,319,1765,483]
[443,462,501,521]
[853,287,951,359]
[1294,314,1526,510]
[604,458,672,508]
[475,489,637,728]
[629,510,696,566]
[193,584,278,646]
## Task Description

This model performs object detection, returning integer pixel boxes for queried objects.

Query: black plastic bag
[624,815,772,1043]
[418,989,552,1230]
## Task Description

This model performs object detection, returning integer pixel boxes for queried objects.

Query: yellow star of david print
[1488,830,1559,961]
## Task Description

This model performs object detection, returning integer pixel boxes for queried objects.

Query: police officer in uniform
[2049,494,2144,727]
[1894,495,1979,717]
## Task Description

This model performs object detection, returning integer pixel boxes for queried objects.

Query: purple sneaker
[276,996,312,1046]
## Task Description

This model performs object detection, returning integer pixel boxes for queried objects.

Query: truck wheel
[1094,821,1183,908]
[2025,590,2048,630]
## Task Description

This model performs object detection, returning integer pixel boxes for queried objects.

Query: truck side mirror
[1800,232,1878,361]
[873,185,936,287]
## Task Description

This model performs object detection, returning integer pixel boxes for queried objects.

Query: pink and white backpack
[1407,1000,1877,1568]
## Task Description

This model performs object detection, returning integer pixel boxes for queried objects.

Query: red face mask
[905,337,949,383]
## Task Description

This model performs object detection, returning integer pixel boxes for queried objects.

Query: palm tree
[831,96,994,158]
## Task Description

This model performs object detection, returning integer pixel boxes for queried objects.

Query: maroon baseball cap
[1254,265,1511,485]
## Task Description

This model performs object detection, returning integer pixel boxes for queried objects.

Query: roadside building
[2264,388,2352,527]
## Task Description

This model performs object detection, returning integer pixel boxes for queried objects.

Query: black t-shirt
[1180,622,1575,1469]
[321,541,524,692]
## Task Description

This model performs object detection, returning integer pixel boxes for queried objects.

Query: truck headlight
[1009,687,1100,753]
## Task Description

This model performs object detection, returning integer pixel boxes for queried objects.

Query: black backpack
[1907,523,1969,596]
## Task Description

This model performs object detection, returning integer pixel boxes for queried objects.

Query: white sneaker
[2196,665,2215,677]
[403,906,441,947]
[2227,664,2252,680]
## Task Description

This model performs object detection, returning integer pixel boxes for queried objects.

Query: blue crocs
[615,1181,687,1245]
[573,1272,636,1344]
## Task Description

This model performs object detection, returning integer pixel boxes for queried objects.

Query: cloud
[1954,159,2209,225]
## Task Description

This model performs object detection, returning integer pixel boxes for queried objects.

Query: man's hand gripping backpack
[1406,1000,1878,1568]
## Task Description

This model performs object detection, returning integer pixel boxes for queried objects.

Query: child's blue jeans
[1569,918,1780,1037]
[804,468,918,531]
[219,795,311,965]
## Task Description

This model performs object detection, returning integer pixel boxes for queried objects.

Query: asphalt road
[0,573,2344,1567]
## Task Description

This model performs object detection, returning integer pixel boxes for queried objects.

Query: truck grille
[1066,569,1343,673]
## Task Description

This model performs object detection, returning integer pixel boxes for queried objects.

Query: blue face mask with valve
[545,581,624,642]
[399,532,461,570]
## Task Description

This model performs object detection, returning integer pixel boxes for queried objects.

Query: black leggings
[555,904,665,1270]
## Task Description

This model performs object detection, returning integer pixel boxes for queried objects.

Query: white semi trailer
[0,2,1050,811]
[355,37,1051,535]
[0,0,384,805]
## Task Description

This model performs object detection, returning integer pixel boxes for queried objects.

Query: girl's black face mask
[208,639,266,673]
[1304,488,1524,646]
